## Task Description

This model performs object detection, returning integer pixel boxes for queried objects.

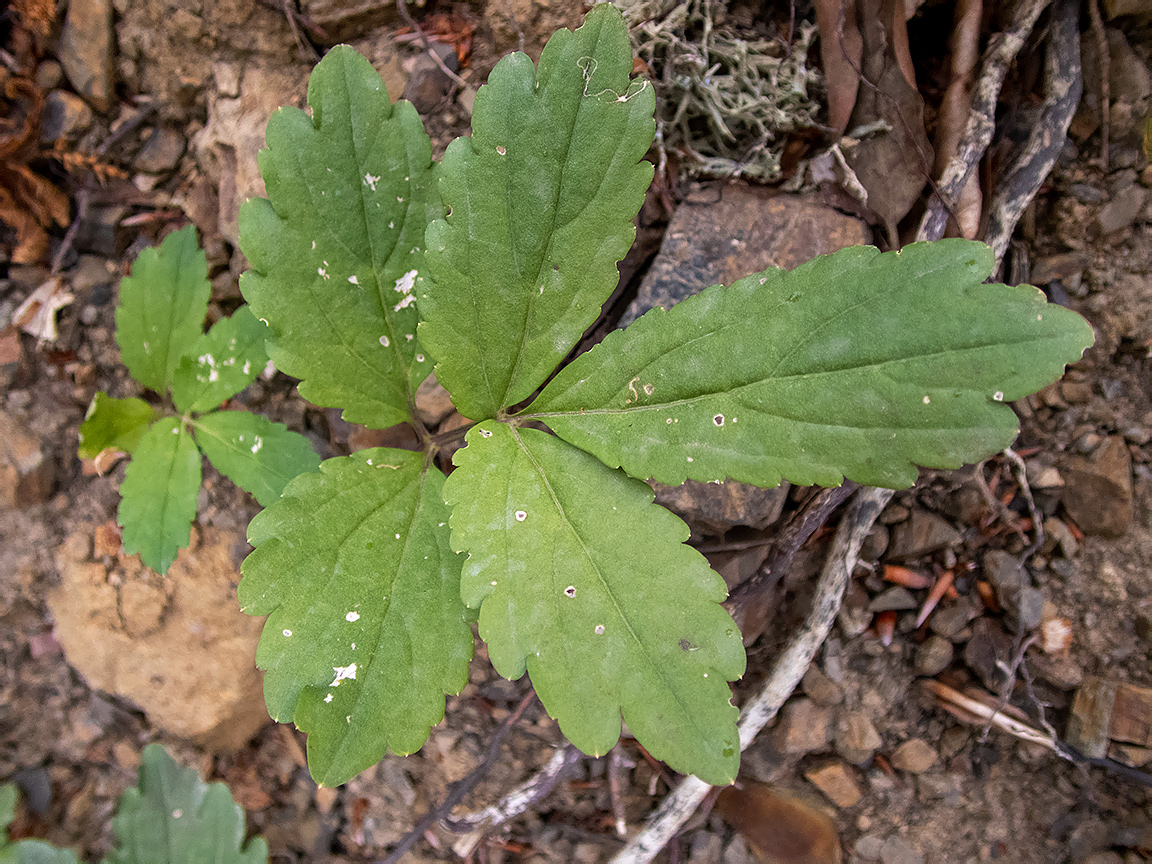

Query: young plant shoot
[237,5,1094,787]
[80,226,321,573]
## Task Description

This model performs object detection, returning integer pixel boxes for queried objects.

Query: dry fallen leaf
[840,0,934,243]
[814,0,863,136]
[716,781,842,864]
[12,277,74,341]
[933,0,983,238]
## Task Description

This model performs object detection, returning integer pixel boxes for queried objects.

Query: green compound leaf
[240,450,471,787]
[240,45,439,430]
[418,3,655,419]
[104,744,267,864]
[529,240,1095,489]
[444,422,745,785]
[78,393,157,459]
[118,418,201,574]
[115,226,211,394]
[193,411,320,507]
[172,306,269,414]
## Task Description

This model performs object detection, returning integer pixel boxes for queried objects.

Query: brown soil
[1,1,1149,863]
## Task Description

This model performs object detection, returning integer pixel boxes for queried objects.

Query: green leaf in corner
[418,3,655,419]
[0,785,13,841]
[239,450,471,787]
[5,842,80,864]
[239,45,439,430]
[118,418,201,574]
[78,393,156,459]
[0,785,81,864]
[443,422,745,785]
[528,240,1095,489]
[115,226,211,394]
[193,410,320,506]
[172,306,269,413]
[104,744,267,864]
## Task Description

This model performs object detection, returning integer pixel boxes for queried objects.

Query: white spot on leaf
[993,391,1005,402]
[595,625,604,635]
[515,510,527,522]
[564,586,576,598]
[348,275,359,285]
[363,172,380,191]
[282,629,292,637]
[346,611,360,622]
[713,414,724,426]
[380,335,390,347]
[324,694,333,703]
[329,663,357,686]
[496,145,506,155]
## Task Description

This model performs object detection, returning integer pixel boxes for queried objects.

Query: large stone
[301,0,398,43]
[60,0,114,112]
[0,410,53,508]
[1061,436,1133,537]
[889,738,937,773]
[623,190,867,535]
[1096,185,1148,235]
[913,635,953,677]
[888,509,961,559]
[652,479,789,534]
[193,62,311,245]
[836,710,882,764]
[50,524,268,751]
[134,127,187,174]
[622,189,870,327]
[804,760,862,808]
[40,90,94,143]
[772,697,831,754]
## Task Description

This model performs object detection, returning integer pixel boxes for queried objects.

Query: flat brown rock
[50,524,268,752]
[1061,436,1133,537]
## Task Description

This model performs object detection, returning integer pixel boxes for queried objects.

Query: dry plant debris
[0,72,70,263]
[618,0,822,180]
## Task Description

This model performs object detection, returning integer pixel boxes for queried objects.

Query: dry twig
[915,0,1053,242]
[610,486,894,864]
[447,746,583,858]
[983,0,1081,270]
[726,481,858,642]
[1002,446,1043,561]
[395,0,469,90]
[379,692,536,864]
[1087,0,1109,170]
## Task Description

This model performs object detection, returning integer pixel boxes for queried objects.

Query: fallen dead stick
[379,691,536,864]
[983,0,1081,270]
[446,745,583,857]
[610,485,894,864]
[915,0,1052,242]
[923,679,1058,751]
[925,679,1152,788]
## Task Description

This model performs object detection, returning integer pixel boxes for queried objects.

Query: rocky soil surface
[1,1,1150,863]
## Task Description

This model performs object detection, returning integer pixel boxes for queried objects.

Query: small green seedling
[79,226,321,573]
[237,4,1094,787]
[1,744,267,863]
